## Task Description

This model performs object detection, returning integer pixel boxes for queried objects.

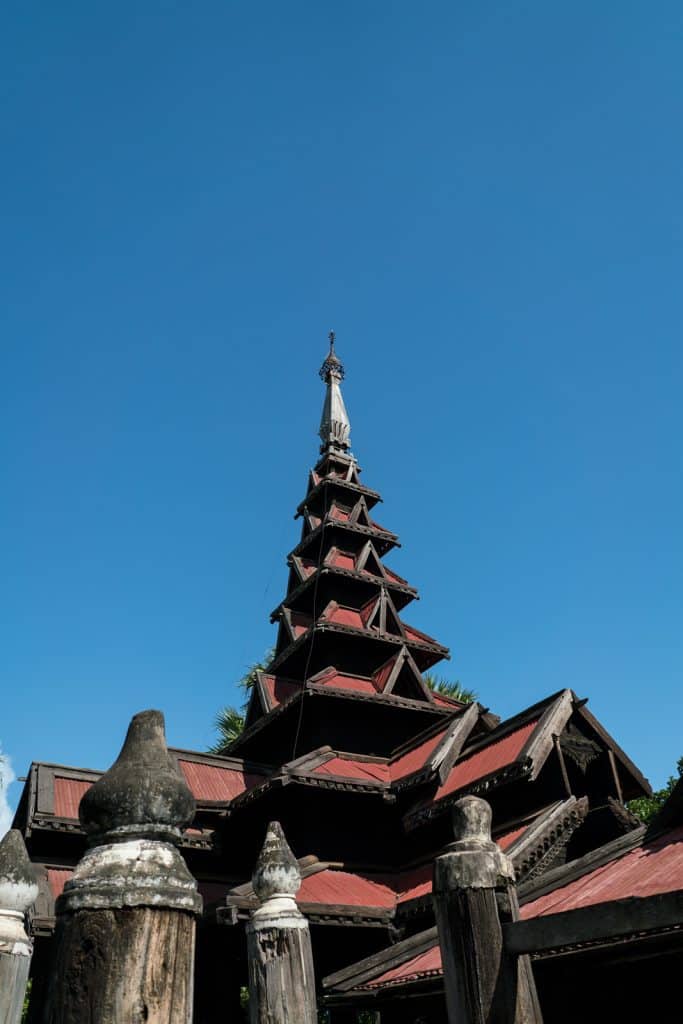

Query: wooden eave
[505,795,590,884]
[389,703,482,793]
[291,519,400,560]
[517,689,574,781]
[295,477,382,519]
[323,925,439,995]
[573,701,652,798]
[271,563,418,621]
[268,619,448,675]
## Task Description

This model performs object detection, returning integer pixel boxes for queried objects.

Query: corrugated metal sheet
[328,550,355,570]
[434,720,539,801]
[47,867,73,899]
[325,606,364,629]
[178,760,265,802]
[521,824,683,919]
[299,869,395,908]
[54,778,92,819]
[364,945,442,988]
[403,623,438,646]
[312,757,390,783]
[316,673,377,695]
[390,727,450,781]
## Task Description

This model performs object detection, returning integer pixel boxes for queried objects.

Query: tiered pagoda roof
[235,335,450,759]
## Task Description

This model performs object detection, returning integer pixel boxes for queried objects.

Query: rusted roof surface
[261,675,300,708]
[178,759,266,802]
[54,778,92,819]
[47,867,72,899]
[322,604,364,629]
[312,757,390,783]
[390,726,450,781]
[521,824,683,919]
[363,946,442,989]
[433,720,538,801]
[311,671,378,695]
[299,869,395,908]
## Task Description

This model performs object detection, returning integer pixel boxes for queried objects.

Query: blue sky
[2,2,682,825]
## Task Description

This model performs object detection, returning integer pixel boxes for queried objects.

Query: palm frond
[424,674,477,704]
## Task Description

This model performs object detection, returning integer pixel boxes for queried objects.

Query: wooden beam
[505,891,683,957]
[323,927,438,992]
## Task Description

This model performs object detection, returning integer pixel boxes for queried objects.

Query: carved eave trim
[269,620,449,675]
[270,565,418,622]
[295,477,382,519]
[402,760,532,832]
[323,925,439,994]
[507,796,590,884]
[518,689,574,781]
[291,519,400,560]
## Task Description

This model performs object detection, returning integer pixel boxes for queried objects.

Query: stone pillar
[246,821,317,1024]
[44,710,203,1024]
[0,830,39,1024]
[432,796,543,1024]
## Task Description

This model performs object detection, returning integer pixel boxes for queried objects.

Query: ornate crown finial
[319,330,344,382]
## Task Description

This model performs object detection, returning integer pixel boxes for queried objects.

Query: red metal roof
[54,778,92,819]
[178,760,266,802]
[310,670,378,695]
[521,824,683,919]
[262,675,300,708]
[433,720,538,801]
[323,604,364,629]
[364,946,442,989]
[403,623,440,647]
[390,726,450,781]
[326,548,356,571]
[312,757,390,784]
[299,869,395,908]
[373,657,395,690]
[47,867,73,900]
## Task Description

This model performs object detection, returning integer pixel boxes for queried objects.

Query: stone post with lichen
[433,795,543,1024]
[0,829,39,1024]
[43,709,202,1024]
[246,821,317,1024]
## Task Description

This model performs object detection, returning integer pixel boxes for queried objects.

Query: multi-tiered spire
[236,336,450,758]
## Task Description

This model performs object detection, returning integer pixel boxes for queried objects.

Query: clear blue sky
[2,3,682,826]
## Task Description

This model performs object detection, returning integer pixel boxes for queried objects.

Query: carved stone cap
[79,710,196,844]
[434,796,515,891]
[252,821,301,904]
[0,830,39,914]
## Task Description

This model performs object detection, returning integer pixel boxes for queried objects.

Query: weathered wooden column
[246,821,317,1024]
[44,709,202,1024]
[432,796,543,1024]
[0,829,39,1024]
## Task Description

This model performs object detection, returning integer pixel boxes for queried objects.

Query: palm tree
[423,674,477,704]
[208,650,273,755]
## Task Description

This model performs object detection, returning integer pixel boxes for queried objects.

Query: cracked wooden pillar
[432,796,543,1024]
[44,710,203,1024]
[0,830,39,1024]
[246,821,317,1024]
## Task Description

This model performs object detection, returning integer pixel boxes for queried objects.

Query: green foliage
[423,673,477,704]
[22,979,32,1022]
[208,650,273,755]
[627,756,683,825]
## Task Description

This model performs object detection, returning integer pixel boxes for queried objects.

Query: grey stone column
[0,830,39,1024]
[246,821,317,1024]
[44,710,202,1024]
[432,796,543,1024]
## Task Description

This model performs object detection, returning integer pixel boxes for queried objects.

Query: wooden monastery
[11,335,682,1022]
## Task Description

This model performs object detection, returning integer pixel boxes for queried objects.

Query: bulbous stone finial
[252,822,301,904]
[79,710,195,844]
[434,796,515,891]
[0,830,38,914]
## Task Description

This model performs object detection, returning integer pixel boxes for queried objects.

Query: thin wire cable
[291,482,329,759]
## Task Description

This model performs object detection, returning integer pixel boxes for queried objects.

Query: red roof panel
[312,757,390,784]
[521,824,683,919]
[178,760,265,803]
[299,869,395,908]
[433,720,538,801]
[262,675,300,708]
[390,726,450,782]
[47,867,73,899]
[53,778,92,820]
[364,946,442,989]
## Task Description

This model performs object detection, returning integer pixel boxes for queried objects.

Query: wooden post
[0,830,39,1024]
[432,796,543,1024]
[246,821,317,1024]
[43,710,203,1024]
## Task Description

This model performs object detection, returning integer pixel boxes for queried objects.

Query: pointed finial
[0,830,39,913]
[79,709,196,844]
[319,330,344,382]
[252,821,301,904]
